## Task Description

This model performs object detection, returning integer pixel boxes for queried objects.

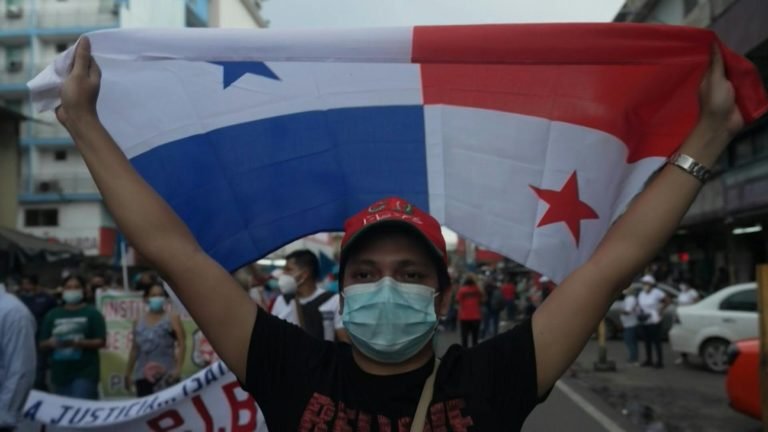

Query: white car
[669,282,757,372]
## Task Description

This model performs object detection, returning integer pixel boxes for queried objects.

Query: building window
[55,43,68,53]
[24,209,59,227]
[6,0,23,19]
[5,46,24,73]
[54,150,68,161]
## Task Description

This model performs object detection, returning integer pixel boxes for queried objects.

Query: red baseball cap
[340,197,448,265]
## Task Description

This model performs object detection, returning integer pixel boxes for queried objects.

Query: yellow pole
[757,264,768,430]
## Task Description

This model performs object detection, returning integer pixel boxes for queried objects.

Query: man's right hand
[56,37,101,135]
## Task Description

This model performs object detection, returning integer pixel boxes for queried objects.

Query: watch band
[668,152,712,183]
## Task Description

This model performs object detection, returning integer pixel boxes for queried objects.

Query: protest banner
[21,362,267,431]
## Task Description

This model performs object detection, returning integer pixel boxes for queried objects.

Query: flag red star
[530,171,599,246]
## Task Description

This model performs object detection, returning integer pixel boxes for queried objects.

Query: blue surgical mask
[62,289,83,305]
[342,277,438,363]
[147,296,166,312]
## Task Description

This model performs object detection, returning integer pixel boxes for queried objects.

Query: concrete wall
[210,0,266,28]
[119,0,186,28]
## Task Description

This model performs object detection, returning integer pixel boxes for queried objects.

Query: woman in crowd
[125,282,186,397]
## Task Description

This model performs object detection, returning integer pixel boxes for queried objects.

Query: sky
[262,0,625,29]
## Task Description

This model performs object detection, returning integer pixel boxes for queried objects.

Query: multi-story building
[615,0,768,289]
[209,0,268,28]
[0,0,210,257]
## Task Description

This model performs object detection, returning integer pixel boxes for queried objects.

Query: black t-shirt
[244,311,541,430]
[19,291,58,325]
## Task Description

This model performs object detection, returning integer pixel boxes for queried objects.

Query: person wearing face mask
[637,274,669,368]
[56,38,745,429]
[270,250,347,342]
[124,283,186,397]
[38,275,106,399]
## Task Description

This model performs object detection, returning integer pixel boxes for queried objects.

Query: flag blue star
[211,61,280,89]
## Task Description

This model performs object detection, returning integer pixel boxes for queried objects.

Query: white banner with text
[20,362,267,431]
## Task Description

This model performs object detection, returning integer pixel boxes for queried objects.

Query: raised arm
[56,38,256,382]
[532,46,744,396]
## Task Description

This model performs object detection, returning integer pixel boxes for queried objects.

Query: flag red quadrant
[415,23,768,163]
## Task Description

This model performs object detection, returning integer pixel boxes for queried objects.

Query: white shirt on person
[620,294,638,328]
[677,289,699,306]
[271,286,343,341]
[0,286,37,429]
[638,288,666,325]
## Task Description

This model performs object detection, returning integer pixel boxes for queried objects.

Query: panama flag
[29,24,767,282]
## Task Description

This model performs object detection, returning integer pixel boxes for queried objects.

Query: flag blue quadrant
[130,106,430,271]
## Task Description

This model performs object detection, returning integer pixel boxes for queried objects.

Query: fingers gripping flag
[29,24,768,283]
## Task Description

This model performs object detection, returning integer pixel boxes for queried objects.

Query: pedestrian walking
[56,37,743,429]
[456,275,484,347]
[500,275,517,322]
[38,275,106,399]
[620,288,639,366]
[0,281,37,432]
[637,275,669,368]
[125,283,186,397]
[17,274,57,390]
[481,278,502,339]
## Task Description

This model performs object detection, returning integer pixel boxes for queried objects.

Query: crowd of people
[0,249,719,429]
[448,270,554,348]
[0,250,347,412]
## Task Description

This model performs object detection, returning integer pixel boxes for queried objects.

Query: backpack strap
[411,358,441,432]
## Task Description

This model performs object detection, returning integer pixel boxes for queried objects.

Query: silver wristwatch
[668,152,712,183]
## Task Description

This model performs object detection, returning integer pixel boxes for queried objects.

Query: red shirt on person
[501,282,516,301]
[456,284,483,321]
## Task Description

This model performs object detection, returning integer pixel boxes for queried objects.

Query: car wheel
[700,338,730,373]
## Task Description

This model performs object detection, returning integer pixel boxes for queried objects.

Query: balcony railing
[37,10,118,29]
[20,174,99,195]
[25,122,71,140]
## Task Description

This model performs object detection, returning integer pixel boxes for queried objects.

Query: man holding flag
[52,30,752,430]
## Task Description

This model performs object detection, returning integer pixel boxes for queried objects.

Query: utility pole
[757,264,768,430]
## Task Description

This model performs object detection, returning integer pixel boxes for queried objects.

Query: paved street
[435,323,763,431]
[568,338,762,431]
[435,325,636,431]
